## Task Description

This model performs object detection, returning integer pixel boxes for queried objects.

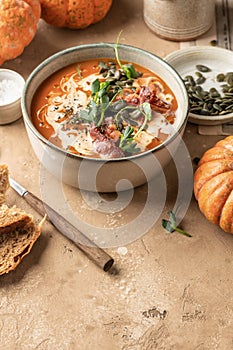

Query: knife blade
[9,177,114,272]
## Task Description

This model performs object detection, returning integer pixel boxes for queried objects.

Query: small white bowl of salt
[0,69,25,125]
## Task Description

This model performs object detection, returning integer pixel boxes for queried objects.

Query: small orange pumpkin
[40,0,112,29]
[194,136,233,234]
[0,0,41,65]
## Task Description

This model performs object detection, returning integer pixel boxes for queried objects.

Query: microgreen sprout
[80,100,98,123]
[76,64,82,78]
[119,125,140,154]
[115,31,141,79]
[133,102,152,138]
[114,101,152,134]
[91,79,110,105]
[81,79,123,126]
[162,211,192,238]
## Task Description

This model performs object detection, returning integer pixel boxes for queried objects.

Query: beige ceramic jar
[143,0,215,41]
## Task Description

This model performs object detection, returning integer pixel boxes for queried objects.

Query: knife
[9,177,114,272]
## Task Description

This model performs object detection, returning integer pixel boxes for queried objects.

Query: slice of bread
[0,216,45,275]
[0,164,9,205]
[0,164,45,275]
[0,204,33,234]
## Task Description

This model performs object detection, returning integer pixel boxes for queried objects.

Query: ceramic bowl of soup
[21,43,189,192]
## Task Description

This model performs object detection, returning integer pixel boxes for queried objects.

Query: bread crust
[0,164,45,275]
[0,164,9,205]
[0,204,33,234]
[0,217,45,275]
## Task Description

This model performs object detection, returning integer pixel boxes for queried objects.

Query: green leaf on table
[162,210,192,238]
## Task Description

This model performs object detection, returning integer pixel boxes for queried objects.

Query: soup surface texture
[32,58,178,159]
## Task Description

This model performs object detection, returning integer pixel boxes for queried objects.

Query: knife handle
[23,191,114,272]
[24,191,47,217]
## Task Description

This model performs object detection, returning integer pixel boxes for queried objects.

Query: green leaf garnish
[91,79,111,106]
[122,63,138,79]
[119,125,140,154]
[114,31,142,79]
[122,125,134,140]
[162,210,192,237]
[80,100,99,123]
[168,210,177,228]
[91,78,100,95]
[85,79,123,126]
[134,102,152,138]
[141,102,152,121]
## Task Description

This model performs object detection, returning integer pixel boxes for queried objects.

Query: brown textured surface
[0,1,233,349]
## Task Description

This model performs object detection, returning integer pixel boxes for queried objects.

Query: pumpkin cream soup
[31,58,178,159]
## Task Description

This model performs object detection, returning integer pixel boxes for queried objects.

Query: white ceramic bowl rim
[0,68,25,107]
[165,46,233,125]
[22,43,189,162]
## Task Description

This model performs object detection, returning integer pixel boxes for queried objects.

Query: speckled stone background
[0,1,233,349]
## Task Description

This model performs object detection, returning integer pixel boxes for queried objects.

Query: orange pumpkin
[194,136,233,234]
[40,0,112,29]
[0,0,41,65]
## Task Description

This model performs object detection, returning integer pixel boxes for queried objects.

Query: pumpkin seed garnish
[196,76,206,85]
[196,64,211,72]
[216,73,225,82]
[183,66,233,116]
[210,39,218,46]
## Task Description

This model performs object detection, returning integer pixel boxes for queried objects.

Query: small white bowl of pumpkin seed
[165,46,233,125]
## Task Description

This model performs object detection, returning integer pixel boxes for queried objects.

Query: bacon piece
[105,124,121,142]
[139,84,170,112]
[89,126,125,159]
[124,93,140,105]
[123,84,170,113]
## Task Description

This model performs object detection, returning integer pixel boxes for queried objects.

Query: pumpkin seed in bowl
[165,46,233,125]
[183,68,233,117]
